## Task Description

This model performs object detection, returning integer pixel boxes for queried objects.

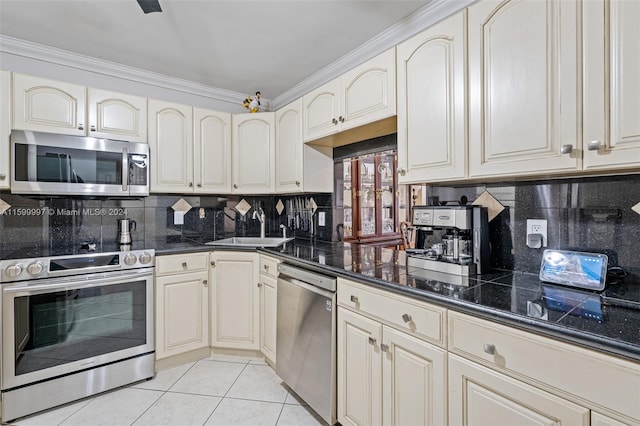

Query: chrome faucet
[253,207,266,238]
[280,224,287,238]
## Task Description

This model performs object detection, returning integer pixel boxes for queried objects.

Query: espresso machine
[407,205,490,276]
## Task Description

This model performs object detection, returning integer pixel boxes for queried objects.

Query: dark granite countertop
[149,237,640,362]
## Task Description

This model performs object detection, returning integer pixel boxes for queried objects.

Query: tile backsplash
[0,192,334,258]
[413,174,640,278]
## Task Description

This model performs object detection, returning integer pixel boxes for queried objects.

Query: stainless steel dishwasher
[276,263,337,425]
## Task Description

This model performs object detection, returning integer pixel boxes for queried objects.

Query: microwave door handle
[122,147,129,193]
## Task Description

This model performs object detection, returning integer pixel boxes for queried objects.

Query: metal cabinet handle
[90,125,96,132]
[197,183,202,188]
[339,116,345,123]
[0,173,5,180]
[483,343,496,355]
[264,265,269,271]
[398,168,406,176]
[332,118,338,125]
[233,184,238,189]
[368,337,377,345]
[181,262,187,268]
[210,261,216,267]
[560,144,573,154]
[78,124,84,130]
[188,182,193,187]
[402,313,412,323]
[380,344,389,352]
[350,295,358,303]
[257,282,262,287]
[588,140,602,151]
[202,279,208,286]
[295,181,300,186]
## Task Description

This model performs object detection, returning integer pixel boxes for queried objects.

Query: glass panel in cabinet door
[359,155,377,236]
[378,152,395,234]
[343,159,353,239]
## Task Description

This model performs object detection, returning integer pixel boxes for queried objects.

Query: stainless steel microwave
[10,130,149,197]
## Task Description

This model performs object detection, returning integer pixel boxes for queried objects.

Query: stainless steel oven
[10,130,149,197]
[0,250,155,422]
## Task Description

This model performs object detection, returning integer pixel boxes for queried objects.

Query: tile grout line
[201,358,252,425]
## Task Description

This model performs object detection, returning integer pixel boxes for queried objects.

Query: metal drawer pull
[350,295,358,303]
[588,140,602,150]
[182,262,187,268]
[202,279,208,286]
[560,144,573,154]
[483,343,496,355]
[380,344,389,352]
[368,337,376,345]
[402,313,412,323]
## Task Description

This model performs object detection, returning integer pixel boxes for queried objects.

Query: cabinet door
[0,71,9,189]
[259,273,277,364]
[148,99,193,193]
[337,308,382,426]
[468,0,581,177]
[397,12,466,183]
[303,78,341,141]
[155,271,209,360]
[88,88,147,143]
[341,47,396,131]
[449,354,590,426]
[583,0,640,171]
[382,326,447,426]
[591,412,635,426]
[232,113,275,194]
[12,73,86,136]
[275,99,304,192]
[194,108,231,193]
[210,251,260,350]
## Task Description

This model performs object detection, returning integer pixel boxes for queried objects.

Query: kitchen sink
[205,237,294,248]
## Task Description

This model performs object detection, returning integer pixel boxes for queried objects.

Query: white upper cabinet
[583,0,640,171]
[12,74,147,142]
[468,0,581,178]
[1,71,10,189]
[232,112,275,194]
[148,99,193,193]
[397,11,467,184]
[275,98,333,193]
[13,73,87,136]
[194,108,232,193]
[303,48,396,142]
[88,88,147,143]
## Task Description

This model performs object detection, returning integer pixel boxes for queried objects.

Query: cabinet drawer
[448,311,640,422]
[259,255,280,278]
[156,252,209,276]
[338,278,446,347]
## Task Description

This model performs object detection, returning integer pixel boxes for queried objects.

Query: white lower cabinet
[155,253,210,360]
[259,255,280,364]
[210,251,260,350]
[448,353,589,425]
[337,277,447,426]
[0,70,10,189]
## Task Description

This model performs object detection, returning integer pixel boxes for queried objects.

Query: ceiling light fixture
[136,0,162,14]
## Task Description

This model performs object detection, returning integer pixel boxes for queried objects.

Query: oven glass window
[13,280,147,376]
[14,143,123,185]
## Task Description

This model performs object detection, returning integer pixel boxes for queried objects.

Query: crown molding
[0,35,247,105]
[271,0,476,110]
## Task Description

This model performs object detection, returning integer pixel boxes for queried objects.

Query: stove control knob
[6,264,24,278]
[27,262,44,276]
[139,252,153,265]
[124,254,138,266]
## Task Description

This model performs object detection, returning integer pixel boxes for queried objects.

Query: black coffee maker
[408,205,490,276]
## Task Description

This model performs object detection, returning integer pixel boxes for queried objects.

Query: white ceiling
[0,0,431,104]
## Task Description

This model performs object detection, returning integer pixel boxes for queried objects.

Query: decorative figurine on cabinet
[243,91,262,112]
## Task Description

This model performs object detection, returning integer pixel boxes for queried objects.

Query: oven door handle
[2,269,153,295]
[122,146,129,193]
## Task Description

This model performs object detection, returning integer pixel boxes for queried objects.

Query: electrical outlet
[318,212,326,227]
[526,219,547,248]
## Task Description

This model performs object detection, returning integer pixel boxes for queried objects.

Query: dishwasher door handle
[278,276,334,299]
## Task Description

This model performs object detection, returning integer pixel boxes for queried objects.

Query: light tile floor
[10,354,327,426]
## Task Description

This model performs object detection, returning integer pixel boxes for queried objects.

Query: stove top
[0,241,151,261]
[0,242,155,283]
